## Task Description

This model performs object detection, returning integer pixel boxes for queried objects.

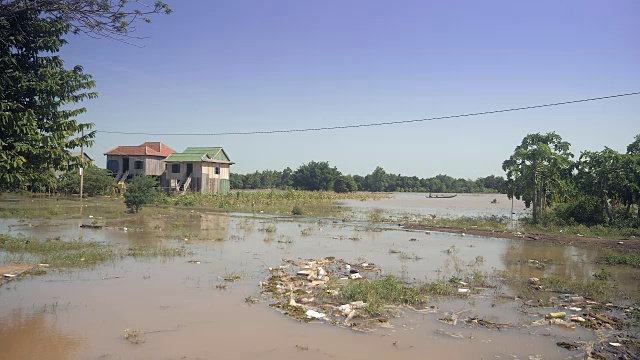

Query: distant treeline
[230,163,505,193]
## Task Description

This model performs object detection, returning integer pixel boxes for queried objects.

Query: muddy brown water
[339,193,529,219]
[0,201,638,359]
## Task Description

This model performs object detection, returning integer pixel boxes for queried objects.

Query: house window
[172,164,180,173]
[215,167,220,175]
[134,161,143,170]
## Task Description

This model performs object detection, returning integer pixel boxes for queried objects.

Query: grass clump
[292,205,303,216]
[341,276,453,315]
[604,251,640,267]
[0,234,114,267]
[539,276,615,302]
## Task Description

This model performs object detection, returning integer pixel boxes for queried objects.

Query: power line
[98,91,640,136]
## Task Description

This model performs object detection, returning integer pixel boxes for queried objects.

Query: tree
[1,1,170,191]
[0,0,171,42]
[574,148,626,222]
[502,132,574,223]
[1,10,96,189]
[279,167,293,189]
[334,175,358,193]
[292,161,340,191]
[123,176,156,213]
[364,167,389,192]
[626,135,640,219]
[59,166,117,196]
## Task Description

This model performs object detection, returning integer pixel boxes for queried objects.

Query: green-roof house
[162,147,234,194]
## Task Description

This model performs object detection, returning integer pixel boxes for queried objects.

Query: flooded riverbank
[0,198,638,359]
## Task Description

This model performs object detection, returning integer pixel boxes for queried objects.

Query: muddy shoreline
[403,224,640,251]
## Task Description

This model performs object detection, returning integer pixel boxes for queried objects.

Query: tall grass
[341,276,455,315]
[156,190,388,217]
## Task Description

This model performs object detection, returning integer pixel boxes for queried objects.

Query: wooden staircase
[116,170,129,183]
[179,175,192,192]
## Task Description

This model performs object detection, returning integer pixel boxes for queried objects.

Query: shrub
[124,176,157,213]
[334,175,358,193]
[291,205,303,215]
[552,196,607,226]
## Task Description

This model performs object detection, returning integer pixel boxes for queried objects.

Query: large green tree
[502,132,574,223]
[0,9,96,189]
[292,161,340,191]
[1,1,170,191]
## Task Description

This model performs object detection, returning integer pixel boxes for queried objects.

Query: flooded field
[340,193,529,219]
[0,197,638,359]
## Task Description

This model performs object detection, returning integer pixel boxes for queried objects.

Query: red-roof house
[104,142,176,181]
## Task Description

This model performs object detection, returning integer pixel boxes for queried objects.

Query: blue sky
[61,0,640,178]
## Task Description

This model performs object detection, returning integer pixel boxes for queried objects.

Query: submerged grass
[1,233,186,268]
[0,234,114,267]
[538,276,616,303]
[523,222,640,239]
[157,190,388,217]
[604,251,640,267]
[341,276,455,315]
[0,190,388,219]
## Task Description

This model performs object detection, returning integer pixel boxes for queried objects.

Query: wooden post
[80,128,84,201]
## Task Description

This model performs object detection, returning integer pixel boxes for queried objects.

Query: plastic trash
[609,342,622,347]
[569,296,584,302]
[545,312,566,319]
[3,274,17,278]
[350,273,362,280]
[457,288,470,294]
[317,267,325,280]
[305,310,326,319]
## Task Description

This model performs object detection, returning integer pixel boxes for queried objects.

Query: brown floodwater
[0,203,638,359]
[339,193,528,219]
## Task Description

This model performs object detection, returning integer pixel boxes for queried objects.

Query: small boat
[426,194,457,199]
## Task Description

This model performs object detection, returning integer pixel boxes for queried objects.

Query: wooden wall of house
[201,163,230,180]
[162,162,230,194]
[106,156,166,177]
[144,158,166,176]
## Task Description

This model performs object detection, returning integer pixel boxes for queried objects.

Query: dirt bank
[403,224,640,251]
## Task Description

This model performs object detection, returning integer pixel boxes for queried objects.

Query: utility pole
[80,128,84,201]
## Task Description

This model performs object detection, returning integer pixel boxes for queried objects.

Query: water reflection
[0,309,83,360]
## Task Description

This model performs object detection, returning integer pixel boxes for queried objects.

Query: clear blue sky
[60,0,640,179]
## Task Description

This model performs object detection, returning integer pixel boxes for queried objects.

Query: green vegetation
[538,276,616,303]
[0,234,114,268]
[231,164,505,193]
[0,0,169,192]
[291,205,303,216]
[504,132,640,230]
[154,190,387,217]
[0,233,186,269]
[334,175,358,193]
[604,252,640,267]
[341,276,455,315]
[124,176,158,213]
[0,8,96,190]
[58,166,117,196]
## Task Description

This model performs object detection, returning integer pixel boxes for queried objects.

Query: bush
[291,205,303,215]
[552,196,607,226]
[334,175,358,193]
[124,176,157,213]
